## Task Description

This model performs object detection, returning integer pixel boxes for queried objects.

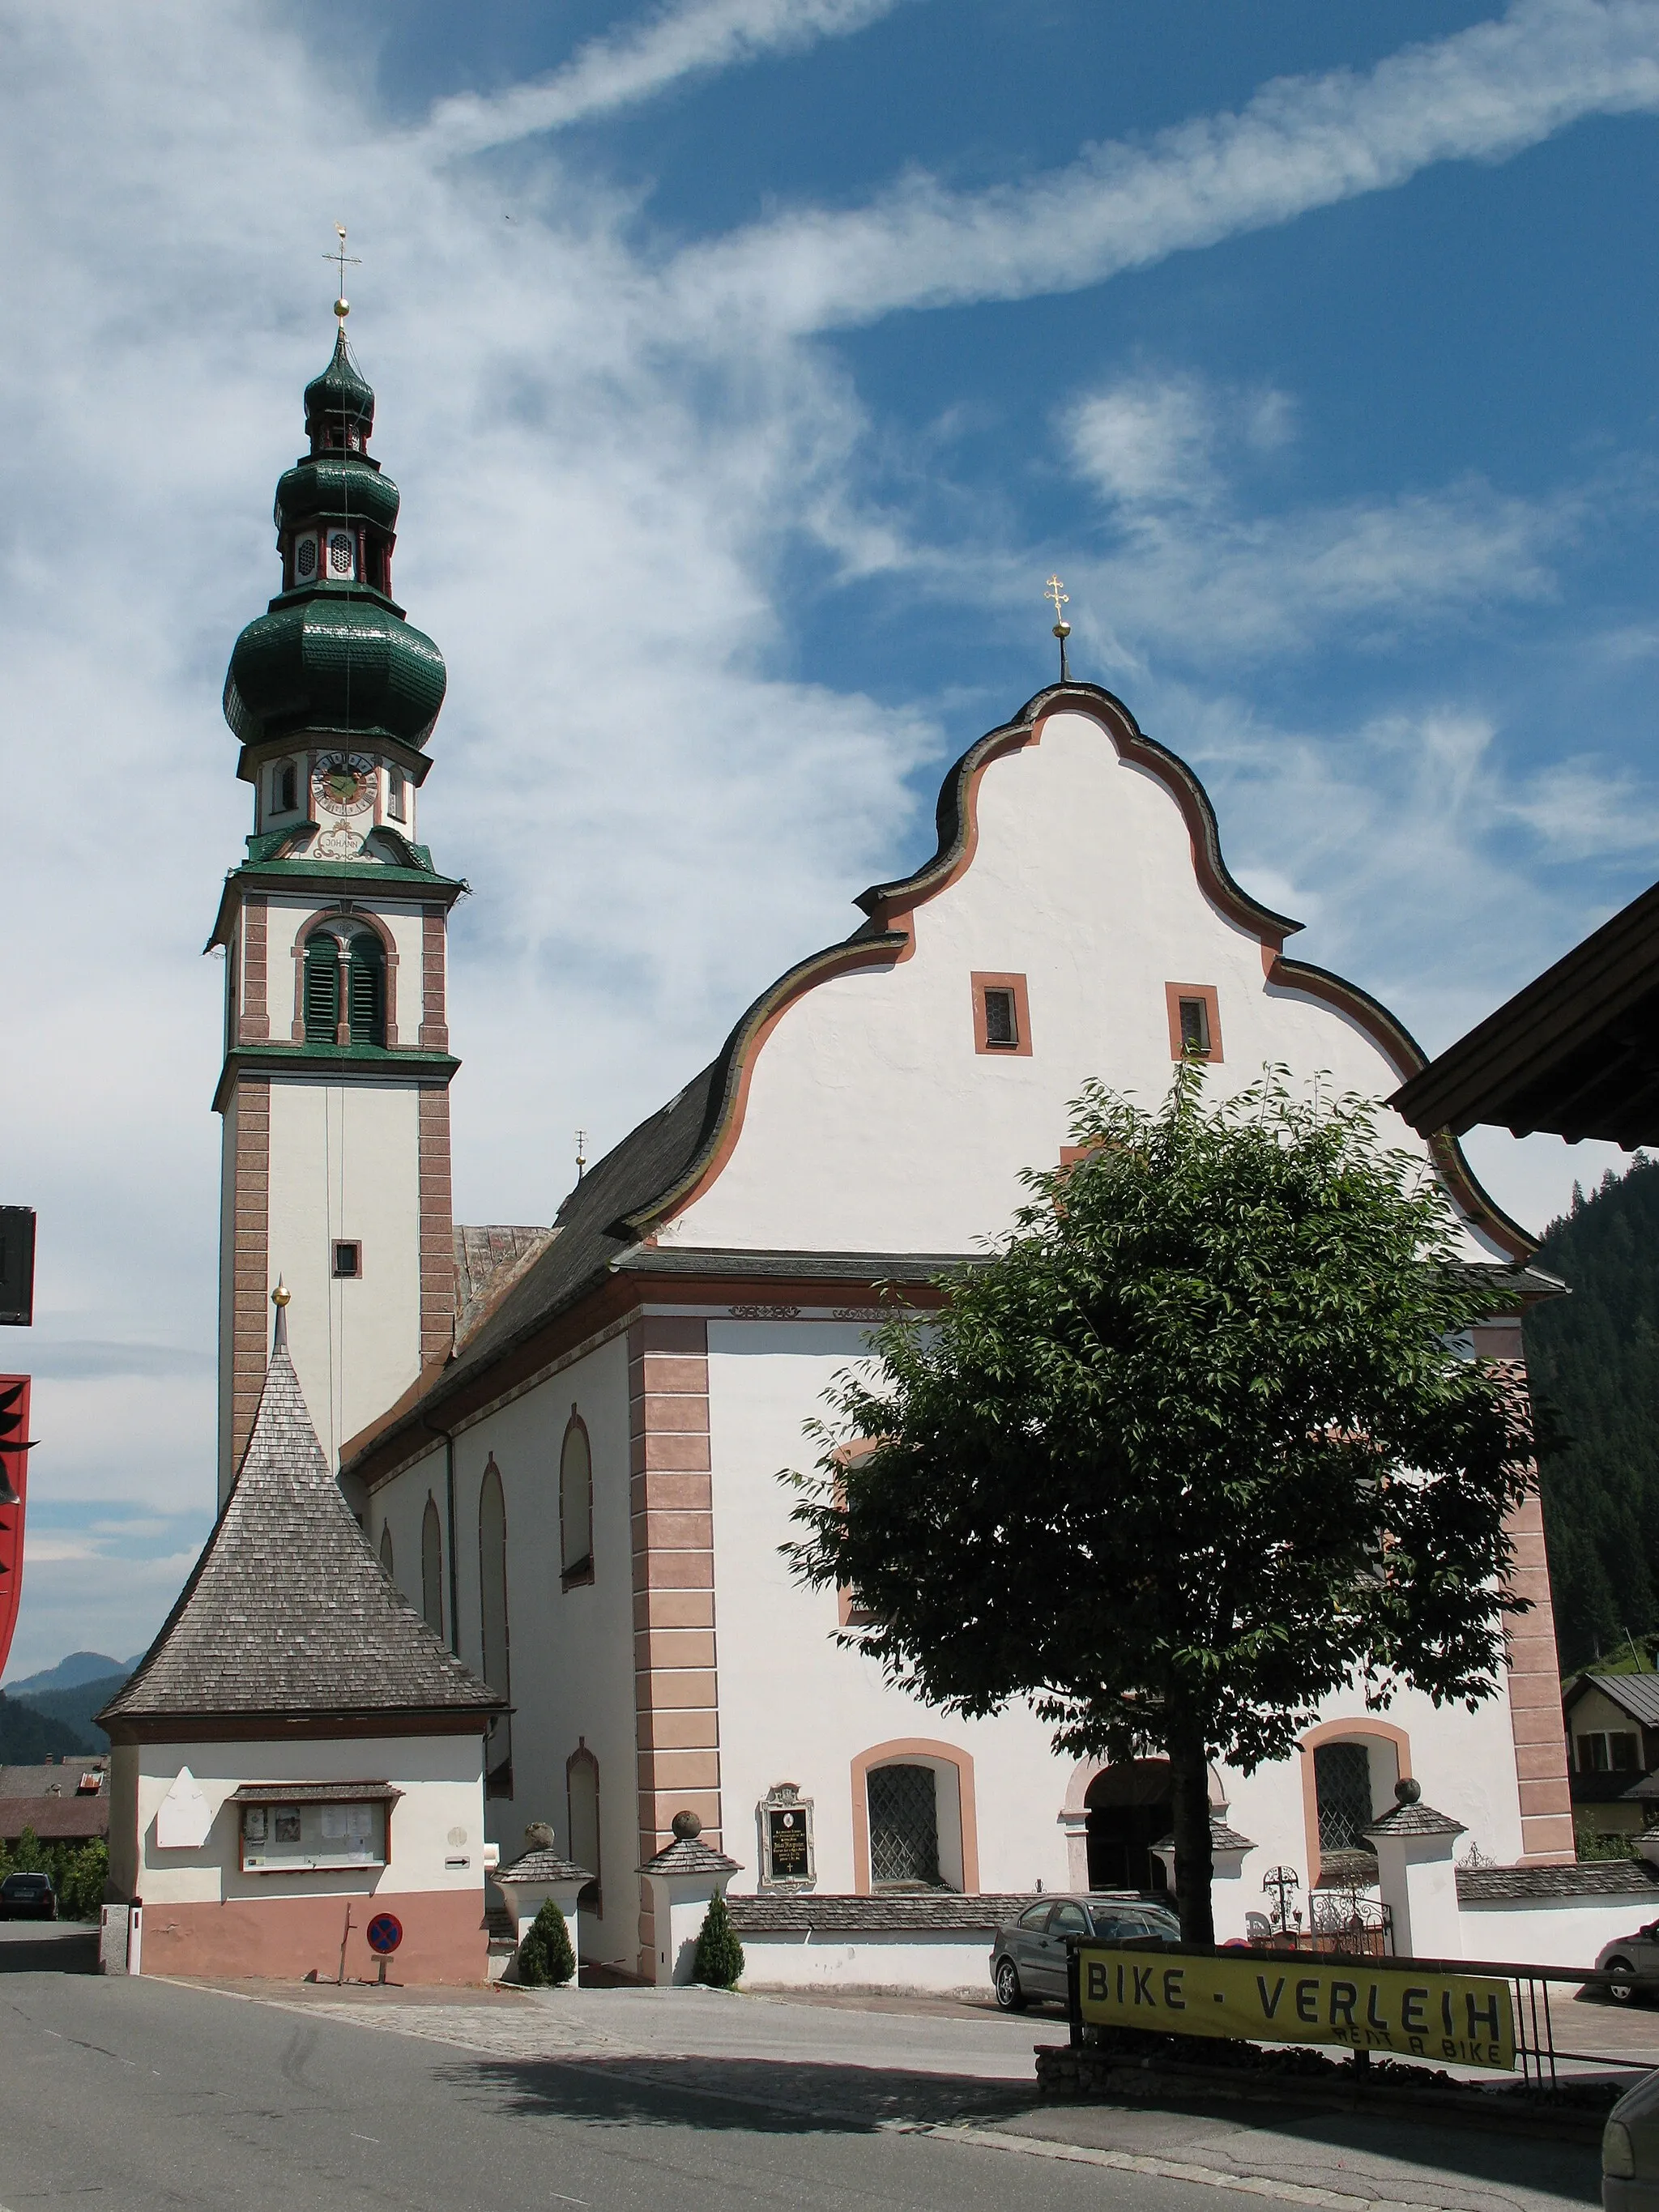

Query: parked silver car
[1597,1923,1659,2005]
[1603,2065,1659,2209]
[990,1891,1179,2010]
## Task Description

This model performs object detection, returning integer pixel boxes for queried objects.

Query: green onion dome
[275,453,401,536]
[224,593,446,749]
[305,327,375,444]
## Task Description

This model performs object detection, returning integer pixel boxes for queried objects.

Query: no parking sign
[366,1912,403,1956]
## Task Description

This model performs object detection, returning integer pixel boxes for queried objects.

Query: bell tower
[210,298,463,1500]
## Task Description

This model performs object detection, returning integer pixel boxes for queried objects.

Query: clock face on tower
[313,752,376,817]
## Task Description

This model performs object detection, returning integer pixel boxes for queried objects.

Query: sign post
[366,1911,403,1985]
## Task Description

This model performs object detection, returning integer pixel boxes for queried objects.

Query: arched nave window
[561,1411,593,1587]
[478,1457,513,1792]
[379,1522,394,1579]
[420,1495,444,1638]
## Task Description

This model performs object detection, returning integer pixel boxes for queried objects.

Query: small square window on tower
[332,1240,362,1280]
[971,972,1032,1056]
[1165,982,1223,1063]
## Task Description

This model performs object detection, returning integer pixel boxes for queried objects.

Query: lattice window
[868,1762,941,1888]
[1314,1741,1375,1853]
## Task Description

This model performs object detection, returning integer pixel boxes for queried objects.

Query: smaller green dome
[275,454,401,536]
[305,329,374,441]
[224,593,446,750]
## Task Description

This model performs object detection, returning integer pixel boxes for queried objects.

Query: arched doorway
[1085,1759,1172,1894]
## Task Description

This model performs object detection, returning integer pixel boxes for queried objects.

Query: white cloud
[2,0,1657,1670]
[416,0,913,156]
[667,0,1659,334]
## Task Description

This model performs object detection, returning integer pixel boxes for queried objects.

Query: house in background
[1561,1673,1659,1839]
[0,1756,108,1852]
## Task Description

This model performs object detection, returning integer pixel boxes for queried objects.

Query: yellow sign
[1077,1944,1515,2073]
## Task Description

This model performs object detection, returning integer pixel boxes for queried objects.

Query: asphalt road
[0,1950,1261,2212]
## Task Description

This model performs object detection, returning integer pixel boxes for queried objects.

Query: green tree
[786,1067,1537,1943]
[1523,1158,1659,1670]
[693,1890,744,1988]
[514,1899,576,1987]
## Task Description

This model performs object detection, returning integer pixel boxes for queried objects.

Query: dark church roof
[99,1313,502,1741]
[1392,878,1659,1149]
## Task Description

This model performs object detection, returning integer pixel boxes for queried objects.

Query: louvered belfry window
[347,935,386,1046]
[303,936,341,1042]
[868,1762,942,1888]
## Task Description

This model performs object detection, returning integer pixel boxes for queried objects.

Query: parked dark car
[0,1872,57,1921]
[991,1891,1179,2010]
[1597,1924,1659,2005]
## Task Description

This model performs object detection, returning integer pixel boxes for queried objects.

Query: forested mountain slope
[1525,1157,1659,1672]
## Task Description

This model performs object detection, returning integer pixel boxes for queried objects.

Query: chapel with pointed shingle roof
[100,1301,501,1740]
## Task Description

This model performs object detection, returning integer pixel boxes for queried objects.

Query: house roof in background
[1565,1672,1659,1728]
[1392,878,1659,1147]
[0,1761,106,1800]
[0,1795,109,1842]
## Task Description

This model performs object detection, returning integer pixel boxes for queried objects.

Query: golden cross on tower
[325,223,361,326]
[1045,573,1073,683]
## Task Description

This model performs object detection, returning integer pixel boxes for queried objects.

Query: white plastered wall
[666,709,1508,1264]
[366,1331,639,1968]
[114,1733,484,1906]
[267,1076,422,1471]
[705,1319,1529,1937]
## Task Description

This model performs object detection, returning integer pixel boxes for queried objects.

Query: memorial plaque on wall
[768,1805,809,1880]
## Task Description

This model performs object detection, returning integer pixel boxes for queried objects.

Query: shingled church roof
[98,1305,502,1741]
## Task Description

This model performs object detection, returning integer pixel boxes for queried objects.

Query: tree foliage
[693,1890,744,1988]
[1525,1158,1659,1671]
[514,1899,576,1987]
[785,1066,1537,1941]
[0,1829,109,1920]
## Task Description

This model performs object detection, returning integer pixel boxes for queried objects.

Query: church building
[178,307,1591,1989]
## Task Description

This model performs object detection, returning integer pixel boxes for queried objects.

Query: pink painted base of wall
[137,1889,488,1985]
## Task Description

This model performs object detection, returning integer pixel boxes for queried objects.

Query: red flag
[0,1377,32,1683]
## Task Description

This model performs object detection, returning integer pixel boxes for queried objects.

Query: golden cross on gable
[1045,574,1068,624]
[325,223,361,321]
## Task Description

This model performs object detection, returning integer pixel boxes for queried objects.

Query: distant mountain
[5,1651,134,1698]
[16,1673,130,1753]
[0,1693,94,1762]
[1525,1157,1659,1673]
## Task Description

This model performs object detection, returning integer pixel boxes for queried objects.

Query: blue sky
[3,0,1658,1675]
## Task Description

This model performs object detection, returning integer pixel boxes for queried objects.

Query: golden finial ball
[335,296,350,322]
[1052,620,1072,640]
[271,1281,292,1308]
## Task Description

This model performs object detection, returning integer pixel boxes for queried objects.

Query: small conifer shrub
[693,1890,744,1988]
[515,1899,576,1987]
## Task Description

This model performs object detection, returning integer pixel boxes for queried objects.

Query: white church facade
[128,310,1648,1991]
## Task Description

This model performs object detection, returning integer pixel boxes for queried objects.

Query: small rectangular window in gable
[971,972,1031,1056]
[332,1240,361,1280]
[1165,982,1222,1063]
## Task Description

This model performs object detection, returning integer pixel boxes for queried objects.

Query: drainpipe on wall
[420,1410,462,1658]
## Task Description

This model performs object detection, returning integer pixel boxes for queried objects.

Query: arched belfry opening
[1084,1759,1173,1894]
